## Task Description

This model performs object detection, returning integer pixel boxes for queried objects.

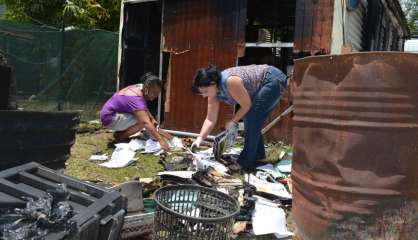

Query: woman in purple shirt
[191,64,288,171]
[100,73,172,150]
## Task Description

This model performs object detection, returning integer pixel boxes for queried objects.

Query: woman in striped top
[191,64,288,171]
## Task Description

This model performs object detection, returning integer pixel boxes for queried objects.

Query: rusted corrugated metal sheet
[292,52,418,239]
[162,0,246,132]
[294,0,334,55]
[264,87,293,143]
[0,111,80,170]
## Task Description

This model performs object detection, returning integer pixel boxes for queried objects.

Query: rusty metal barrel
[292,52,418,240]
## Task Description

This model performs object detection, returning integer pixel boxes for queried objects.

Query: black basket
[153,185,240,240]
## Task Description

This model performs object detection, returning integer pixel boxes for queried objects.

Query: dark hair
[192,64,221,93]
[141,72,162,89]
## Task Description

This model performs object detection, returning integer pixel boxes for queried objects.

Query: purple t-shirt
[100,94,148,126]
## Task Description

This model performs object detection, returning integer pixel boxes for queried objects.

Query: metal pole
[58,17,65,111]
[157,0,165,124]
[261,105,293,135]
[116,1,125,91]
[161,129,215,141]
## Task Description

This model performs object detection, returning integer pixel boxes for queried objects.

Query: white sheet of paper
[276,159,292,173]
[223,147,242,155]
[89,154,108,161]
[169,137,184,149]
[100,144,136,168]
[141,137,184,153]
[195,158,228,173]
[252,196,293,237]
[247,174,292,199]
[141,139,161,153]
[198,148,213,157]
[128,139,145,151]
[256,164,285,179]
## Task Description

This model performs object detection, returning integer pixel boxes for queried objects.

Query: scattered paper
[256,164,285,179]
[276,159,292,173]
[141,139,161,153]
[141,137,184,154]
[252,196,293,237]
[169,137,184,149]
[247,174,292,199]
[128,139,145,151]
[100,143,136,168]
[89,154,108,161]
[195,148,213,159]
[100,137,185,168]
[223,147,242,155]
[195,158,228,173]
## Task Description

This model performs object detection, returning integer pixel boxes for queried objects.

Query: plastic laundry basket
[153,185,240,240]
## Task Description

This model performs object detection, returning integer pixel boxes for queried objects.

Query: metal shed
[117,0,409,140]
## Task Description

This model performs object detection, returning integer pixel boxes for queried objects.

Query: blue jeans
[238,66,288,171]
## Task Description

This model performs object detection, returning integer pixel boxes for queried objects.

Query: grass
[65,124,294,186]
[65,127,164,185]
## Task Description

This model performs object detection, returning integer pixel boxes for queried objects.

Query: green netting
[0,19,118,120]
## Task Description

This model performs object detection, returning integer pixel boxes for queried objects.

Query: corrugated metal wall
[294,0,334,55]
[162,0,246,132]
[346,0,367,51]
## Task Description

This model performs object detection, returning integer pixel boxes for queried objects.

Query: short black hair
[141,72,162,89]
[192,64,221,93]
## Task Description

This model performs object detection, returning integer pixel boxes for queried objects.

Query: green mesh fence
[0,20,118,120]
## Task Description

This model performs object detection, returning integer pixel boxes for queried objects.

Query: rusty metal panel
[162,0,245,132]
[162,0,216,52]
[294,0,334,55]
[292,52,418,239]
[163,46,234,132]
[264,87,293,143]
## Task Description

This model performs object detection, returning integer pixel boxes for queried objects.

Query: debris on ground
[0,184,77,240]
[66,126,294,239]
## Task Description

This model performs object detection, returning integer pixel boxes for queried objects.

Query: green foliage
[401,0,418,35]
[0,0,121,31]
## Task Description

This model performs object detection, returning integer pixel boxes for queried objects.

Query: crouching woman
[100,72,172,151]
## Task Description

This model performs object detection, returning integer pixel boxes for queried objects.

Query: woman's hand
[191,136,203,152]
[158,128,174,141]
[159,138,170,151]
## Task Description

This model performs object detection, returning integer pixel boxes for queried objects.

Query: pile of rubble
[89,134,294,239]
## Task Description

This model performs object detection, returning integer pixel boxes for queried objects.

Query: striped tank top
[216,64,269,105]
